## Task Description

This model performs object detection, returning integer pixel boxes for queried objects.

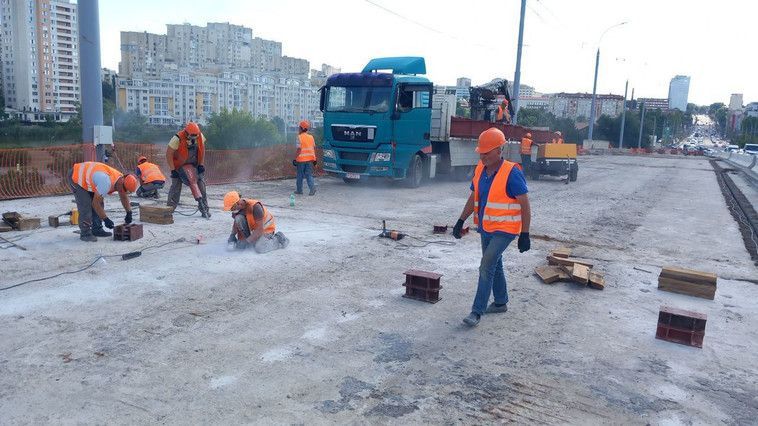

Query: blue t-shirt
[470,161,528,237]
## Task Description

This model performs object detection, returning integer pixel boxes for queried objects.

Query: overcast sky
[99,0,757,106]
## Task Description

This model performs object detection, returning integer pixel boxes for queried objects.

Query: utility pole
[588,48,600,141]
[637,102,646,149]
[78,0,106,161]
[619,80,628,149]
[511,0,527,125]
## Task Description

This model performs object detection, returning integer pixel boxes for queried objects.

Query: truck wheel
[404,154,423,188]
[452,165,474,182]
[569,164,578,182]
[343,177,359,184]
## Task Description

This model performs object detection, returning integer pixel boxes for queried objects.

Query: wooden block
[2,212,20,223]
[550,247,571,258]
[16,218,40,231]
[0,223,12,232]
[658,277,716,300]
[660,266,716,286]
[535,265,562,284]
[588,272,605,290]
[571,264,590,284]
[49,216,60,227]
[139,205,174,225]
[546,255,593,269]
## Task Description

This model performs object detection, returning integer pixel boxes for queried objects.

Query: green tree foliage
[516,108,586,144]
[734,116,758,147]
[204,108,284,149]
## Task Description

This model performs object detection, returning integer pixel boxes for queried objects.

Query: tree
[113,110,149,141]
[271,116,286,137]
[102,80,116,103]
[204,108,284,149]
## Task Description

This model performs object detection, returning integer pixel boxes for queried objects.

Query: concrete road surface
[0,155,756,424]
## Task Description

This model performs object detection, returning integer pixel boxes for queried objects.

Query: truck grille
[331,125,375,142]
[341,165,367,173]
[340,152,370,161]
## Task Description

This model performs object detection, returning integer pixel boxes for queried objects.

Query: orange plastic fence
[0,142,310,200]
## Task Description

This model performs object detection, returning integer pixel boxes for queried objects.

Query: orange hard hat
[299,120,310,130]
[123,174,139,193]
[223,191,241,211]
[475,127,506,153]
[185,122,200,136]
[526,132,532,137]
[137,155,147,164]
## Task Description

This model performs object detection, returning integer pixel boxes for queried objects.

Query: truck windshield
[325,86,391,113]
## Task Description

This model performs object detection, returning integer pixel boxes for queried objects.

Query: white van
[743,144,758,155]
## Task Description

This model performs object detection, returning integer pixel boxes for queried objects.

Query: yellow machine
[530,143,578,182]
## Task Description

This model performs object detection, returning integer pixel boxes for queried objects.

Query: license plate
[345,173,360,179]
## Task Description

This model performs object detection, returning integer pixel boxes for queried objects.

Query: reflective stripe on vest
[137,162,166,184]
[471,160,522,234]
[245,199,276,234]
[296,133,316,162]
[173,130,205,169]
[72,162,123,194]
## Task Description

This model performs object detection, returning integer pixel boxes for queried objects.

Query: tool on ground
[379,220,405,241]
[0,235,26,251]
[121,251,142,260]
[180,164,211,218]
[48,211,73,228]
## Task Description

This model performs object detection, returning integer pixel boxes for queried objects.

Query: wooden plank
[2,212,20,223]
[139,205,174,224]
[658,277,716,300]
[546,255,593,269]
[660,266,716,286]
[535,265,562,284]
[16,218,40,231]
[588,272,605,290]
[0,223,12,232]
[550,247,571,258]
[571,264,590,285]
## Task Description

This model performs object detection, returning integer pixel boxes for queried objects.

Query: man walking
[452,128,532,327]
[520,132,533,175]
[135,155,166,198]
[293,120,317,196]
[68,161,138,242]
[223,191,289,253]
[166,122,210,218]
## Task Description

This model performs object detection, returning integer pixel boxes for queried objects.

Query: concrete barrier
[728,153,756,169]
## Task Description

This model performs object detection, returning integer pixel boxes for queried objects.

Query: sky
[99,0,757,106]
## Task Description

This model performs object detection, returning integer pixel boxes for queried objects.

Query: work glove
[103,217,115,229]
[170,169,180,179]
[292,159,298,167]
[235,239,249,250]
[125,211,133,224]
[197,165,205,175]
[452,219,465,239]
[227,233,237,244]
[518,232,531,253]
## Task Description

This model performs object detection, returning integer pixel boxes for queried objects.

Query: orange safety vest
[520,137,533,155]
[472,161,523,234]
[137,162,166,184]
[71,162,123,194]
[296,133,316,162]
[172,130,205,169]
[243,199,276,235]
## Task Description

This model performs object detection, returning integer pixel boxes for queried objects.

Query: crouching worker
[68,161,138,242]
[222,191,289,253]
[135,155,166,198]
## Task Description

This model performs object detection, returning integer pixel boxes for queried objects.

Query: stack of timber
[2,212,41,231]
[658,266,717,300]
[534,247,605,290]
[139,205,174,224]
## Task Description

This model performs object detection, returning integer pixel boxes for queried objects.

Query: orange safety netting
[0,142,316,200]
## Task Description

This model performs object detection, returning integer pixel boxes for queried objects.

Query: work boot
[275,232,289,249]
[308,188,317,196]
[92,228,112,237]
[80,231,97,242]
[462,312,481,327]
[485,302,508,314]
[294,191,303,195]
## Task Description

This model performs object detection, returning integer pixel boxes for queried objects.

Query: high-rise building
[667,75,690,112]
[455,77,471,99]
[729,93,743,111]
[637,98,668,111]
[550,93,624,121]
[119,31,168,78]
[1,0,80,122]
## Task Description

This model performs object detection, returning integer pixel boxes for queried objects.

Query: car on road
[743,144,758,155]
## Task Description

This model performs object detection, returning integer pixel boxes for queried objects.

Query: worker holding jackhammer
[292,120,317,196]
[68,161,138,242]
[223,191,289,253]
[452,127,531,327]
[166,122,211,218]
[134,155,166,198]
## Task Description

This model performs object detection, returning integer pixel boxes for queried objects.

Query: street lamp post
[511,0,527,125]
[637,102,646,149]
[619,80,628,149]
[587,21,627,142]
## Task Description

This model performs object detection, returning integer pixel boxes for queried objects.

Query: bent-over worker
[135,155,166,198]
[223,191,289,253]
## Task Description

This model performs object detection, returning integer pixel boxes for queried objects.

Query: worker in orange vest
[68,161,138,242]
[451,128,532,327]
[293,120,317,196]
[166,122,210,218]
[222,191,289,252]
[520,132,533,174]
[134,155,166,199]
[496,99,511,124]
[552,131,564,144]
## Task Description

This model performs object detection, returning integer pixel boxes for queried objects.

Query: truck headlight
[324,162,337,169]
[372,152,391,162]
[323,149,336,159]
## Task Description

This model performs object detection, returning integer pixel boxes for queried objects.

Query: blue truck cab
[319,57,434,187]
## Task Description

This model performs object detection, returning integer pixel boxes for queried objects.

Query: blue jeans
[472,232,516,315]
[296,162,315,193]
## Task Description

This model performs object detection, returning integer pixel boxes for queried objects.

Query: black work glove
[125,211,133,224]
[312,160,317,166]
[518,232,531,253]
[235,240,249,250]
[197,165,205,174]
[170,169,180,179]
[452,219,465,239]
[292,159,298,167]
[103,217,115,229]
[227,233,237,244]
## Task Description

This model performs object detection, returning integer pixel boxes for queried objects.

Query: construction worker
[166,122,210,218]
[520,132,533,174]
[67,161,138,242]
[134,155,166,199]
[293,119,317,196]
[496,99,511,124]
[452,128,531,327]
[222,191,289,253]
[552,131,564,144]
